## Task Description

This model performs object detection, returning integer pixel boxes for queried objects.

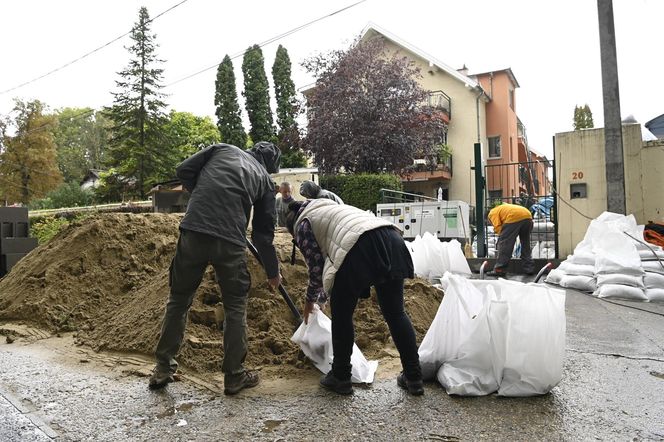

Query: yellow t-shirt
[488,203,532,234]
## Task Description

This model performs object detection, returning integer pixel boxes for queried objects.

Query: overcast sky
[1,0,662,159]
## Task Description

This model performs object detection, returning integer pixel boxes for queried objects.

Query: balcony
[422,90,451,123]
[401,154,453,182]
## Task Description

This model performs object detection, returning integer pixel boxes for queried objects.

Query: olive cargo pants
[155,228,251,375]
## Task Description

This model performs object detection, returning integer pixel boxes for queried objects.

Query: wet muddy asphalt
[1,289,663,441]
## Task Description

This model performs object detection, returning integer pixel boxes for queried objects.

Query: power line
[0,0,191,96]
[165,0,368,88]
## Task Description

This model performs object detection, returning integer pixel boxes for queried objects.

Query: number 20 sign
[572,171,584,180]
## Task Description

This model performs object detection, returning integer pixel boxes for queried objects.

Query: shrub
[30,216,71,244]
[29,182,96,210]
[320,174,402,211]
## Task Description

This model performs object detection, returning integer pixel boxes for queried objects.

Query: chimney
[457,64,469,76]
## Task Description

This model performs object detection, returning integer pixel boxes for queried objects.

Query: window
[488,136,501,158]
[509,89,515,111]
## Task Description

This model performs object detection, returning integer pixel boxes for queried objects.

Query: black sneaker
[224,370,260,395]
[320,371,353,395]
[397,372,424,396]
[148,369,174,390]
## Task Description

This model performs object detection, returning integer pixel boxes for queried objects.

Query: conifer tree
[104,6,168,198]
[272,45,306,167]
[242,45,274,144]
[574,104,594,130]
[215,55,247,148]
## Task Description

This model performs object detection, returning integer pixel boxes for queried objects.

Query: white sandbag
[497,283,566,397]
[532,221,555,233]
[418,274,488,380]
[638,249,664,260]
[447,239,472,275]
[438,299,508,396]
[593,231,642,275]
[545,268,566,285]
[644,272,664,289]
[568,252,596,266]
[596,273,645,288]
[558,261,595,277]
[423,232,448,279]
[642,260,664,275]
[559,274,597,292]
[646,288,664,302]
[291,306,378,383]
[408,236,430,279]
[595,284,648,301]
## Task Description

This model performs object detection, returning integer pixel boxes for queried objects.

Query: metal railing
[423,90,451,118]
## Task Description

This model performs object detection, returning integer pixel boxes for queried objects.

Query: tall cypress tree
[242,44,274,144]
[104,6,168,198]
[272,45,305,167]
[214,55,247,148]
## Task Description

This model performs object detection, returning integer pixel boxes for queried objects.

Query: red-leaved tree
[301,36,447,174]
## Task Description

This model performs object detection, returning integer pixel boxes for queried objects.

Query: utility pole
[597,0,626,214]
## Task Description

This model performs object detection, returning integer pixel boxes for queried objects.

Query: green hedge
[320,174,403,211]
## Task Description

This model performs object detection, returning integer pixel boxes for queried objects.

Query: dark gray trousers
[494,219,534,272]
[155,229,251,375]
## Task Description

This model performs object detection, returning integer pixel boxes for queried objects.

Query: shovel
[246,239,302,324]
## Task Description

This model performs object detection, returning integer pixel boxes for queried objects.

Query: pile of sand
[0,213,442,375]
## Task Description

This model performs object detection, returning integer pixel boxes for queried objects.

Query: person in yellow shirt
[486,203,534,277]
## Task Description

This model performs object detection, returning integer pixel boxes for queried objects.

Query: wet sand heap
[0,213,442,374]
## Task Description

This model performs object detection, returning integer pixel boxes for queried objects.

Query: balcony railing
[423,90,451,119]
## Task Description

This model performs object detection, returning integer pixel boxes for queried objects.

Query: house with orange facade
[307,24,549,207]
[473,68,551,203]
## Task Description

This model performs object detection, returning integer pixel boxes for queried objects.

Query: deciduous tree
[302,37,446,174]
[0,99,62,204]
[51,108,110,183]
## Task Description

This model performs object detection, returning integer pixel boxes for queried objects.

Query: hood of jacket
[300,180,321,199]
[249,141,281,174]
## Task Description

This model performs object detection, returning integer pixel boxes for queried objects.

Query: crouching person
[285,199,423,395]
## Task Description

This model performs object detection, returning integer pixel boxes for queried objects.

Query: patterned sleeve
[294,218,328,304]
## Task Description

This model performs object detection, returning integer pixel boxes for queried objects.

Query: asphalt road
[1,290,663,441]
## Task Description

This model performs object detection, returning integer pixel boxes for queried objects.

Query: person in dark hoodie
[299,180,344,204]
[149,142,281,395]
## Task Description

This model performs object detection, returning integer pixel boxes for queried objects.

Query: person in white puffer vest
[285,199,423,396]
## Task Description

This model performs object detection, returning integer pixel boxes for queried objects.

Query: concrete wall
[641,140,664,222]
[554,124,660,256]
[382,39,487,205]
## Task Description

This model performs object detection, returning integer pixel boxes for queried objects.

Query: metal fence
[483,160,558,259]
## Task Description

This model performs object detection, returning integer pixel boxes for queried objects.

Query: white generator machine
[376,190,471,242]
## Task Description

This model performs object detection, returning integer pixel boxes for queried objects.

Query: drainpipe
[475,87,486,143]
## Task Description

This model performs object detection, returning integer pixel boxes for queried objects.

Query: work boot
[224,370,260,395]
[485,269,507,278]
[319,371,353,395]
[148,369,174,390]
[397,372,424,396]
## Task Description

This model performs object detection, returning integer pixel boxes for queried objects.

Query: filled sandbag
[596,274,645,288]
[595,284,647,301]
